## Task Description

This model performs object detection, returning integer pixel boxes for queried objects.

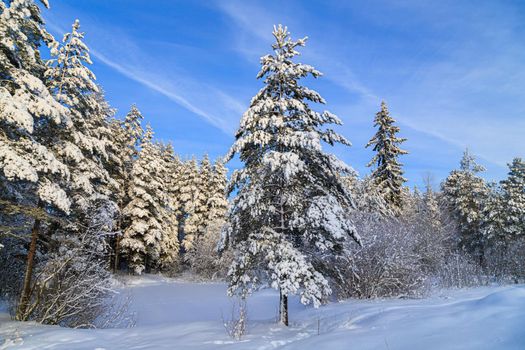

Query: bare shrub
[187,221,233,280]
[483,238,525,283]
[435,252,486,288]
[0,237,26,306]
[222,297,247,340]
[14,229,114,327]
[334,213,426,299]
[95,288,136,329]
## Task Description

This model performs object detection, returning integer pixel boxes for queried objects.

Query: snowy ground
[1,275,524,349]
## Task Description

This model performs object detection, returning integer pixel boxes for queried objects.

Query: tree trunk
[279,289,289,326]
[479,239,485,269]
[113,234,120,272]
[16,215,41,321]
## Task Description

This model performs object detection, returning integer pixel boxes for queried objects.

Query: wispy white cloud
[46,13,242,136]
[215,0,524,171]
[90,49,233,134]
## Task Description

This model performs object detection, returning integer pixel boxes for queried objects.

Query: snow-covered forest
[1,1,524,349]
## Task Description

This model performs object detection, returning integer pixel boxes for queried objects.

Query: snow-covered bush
[334,216,426,299]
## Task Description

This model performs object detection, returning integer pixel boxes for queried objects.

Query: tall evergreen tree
[366,101,408,212]
[442,149,489,264]
[186,157,229,273]
[112,105,144,270]
[45,19,118,223]
[206,158,229,225]
[423,184,441,232]
[157,142,181,269]
[0,0,70,213]
[220,25,360,326]
[121,125,164,274]
[185,155,213,250]
[481,183,507,243]
[179,158,205,252]
[0,0,76,320]
[501,158,525,238]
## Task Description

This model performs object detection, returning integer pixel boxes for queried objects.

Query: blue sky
[42,0,525,189]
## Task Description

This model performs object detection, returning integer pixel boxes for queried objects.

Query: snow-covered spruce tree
[481,159,525,276]
[121,125,165,274]
[366,101,408,212]
[343,174,393,220]
[179,158,206,252]
[122,105,144,164]
[112,105,144,270]
[12,19,124,325]
[442,149,489,265]
[481,183,506,243]
[157,142,181,270]
[423,184,442,232]
[500,158,525,238]
[187,157,229,277]
[220,25,360,326]
[44,20,119,232]
[0,0,78,321]
[206,158,229,224]
[184,155,212,251]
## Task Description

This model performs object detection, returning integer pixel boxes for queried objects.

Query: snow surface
[1,275,524,349]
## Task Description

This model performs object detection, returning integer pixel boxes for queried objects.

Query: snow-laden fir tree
[0,0,70,213]
[343,174,393,219]
[112,105,144,270]
[423,184,441,232]
[175,159,196,251]
[44,19,118,222]
[187,157,229,275]
[122,105,144,166]
[500,158,525,238]
[157,142,181,269]
[366,101,408,212]
[121,125,165,274]
[481,183,507,243]
[186,155,213,250]
[0,0,75,320]
[220,25,360,326]
[206,158,229,224]
[179,158,207,252]
[442,149,489,265]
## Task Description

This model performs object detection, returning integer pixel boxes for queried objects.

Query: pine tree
[121,125,164,274]
[221,25,360,326]
[442,149,489,265]
[366,101,408,212]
